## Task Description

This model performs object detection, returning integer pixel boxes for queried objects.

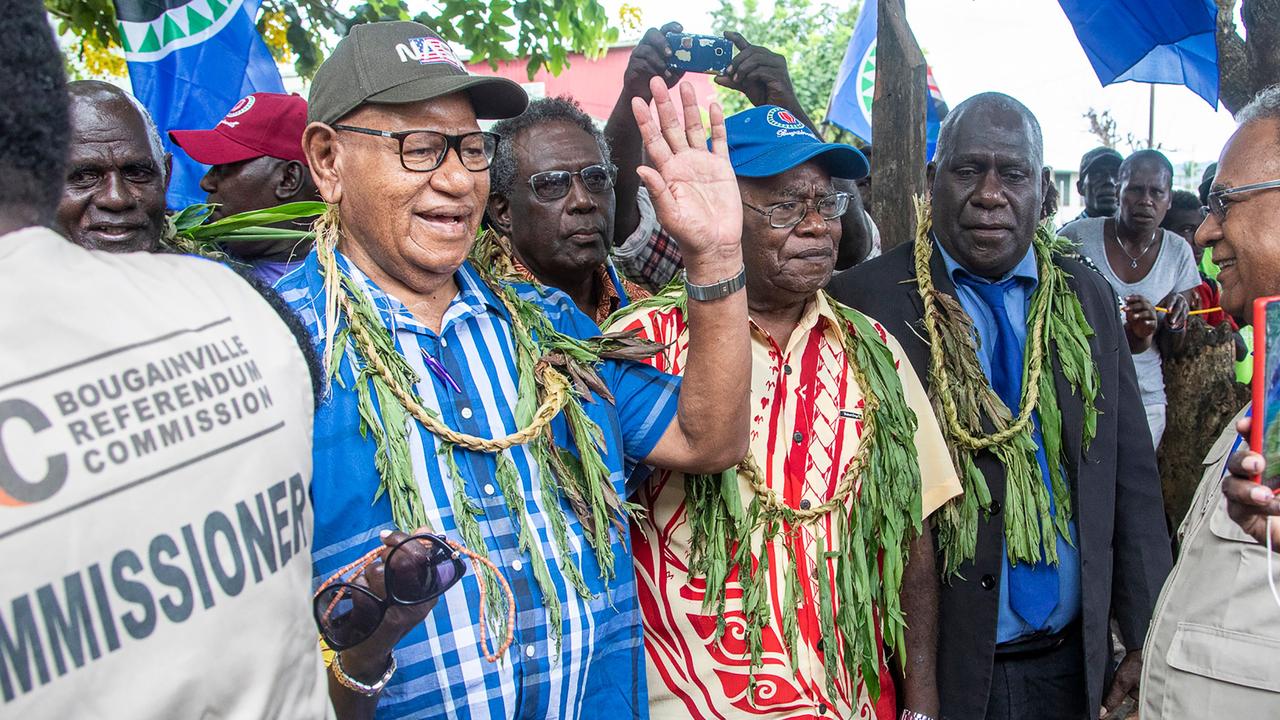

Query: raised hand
[622,22,686,105]
[629,76,742,278]
[716,31,800,112]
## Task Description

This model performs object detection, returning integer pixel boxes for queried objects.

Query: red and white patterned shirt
[610,292,961,720]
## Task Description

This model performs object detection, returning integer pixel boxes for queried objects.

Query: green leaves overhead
[711,0,863,134]
[46,0,619,80]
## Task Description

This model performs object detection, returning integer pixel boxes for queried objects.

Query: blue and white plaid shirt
[276,249,680,719]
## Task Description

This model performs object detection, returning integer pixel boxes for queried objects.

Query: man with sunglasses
[487,96,650,324]
[276,21,753,720]
[1141,84,1280,717]
[608,104,962,720]
[605,24,875,291]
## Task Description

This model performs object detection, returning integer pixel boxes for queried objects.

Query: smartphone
[665,33,733,74]
[1250,295,1280,488]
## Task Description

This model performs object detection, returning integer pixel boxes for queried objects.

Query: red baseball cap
[169,92,309,166]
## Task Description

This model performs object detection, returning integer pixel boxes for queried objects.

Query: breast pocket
[1160,622,1280,717]
[1177,428,1241,543]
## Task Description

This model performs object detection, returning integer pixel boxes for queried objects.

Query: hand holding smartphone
[665,32,734,74]
[1250,295,1280,490]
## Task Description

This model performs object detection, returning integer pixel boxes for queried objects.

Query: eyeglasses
[1203,178,1280,221]
[742,192,851,229]
[332,125,499,173]
[313,533,466,650]
[528,164,616,201]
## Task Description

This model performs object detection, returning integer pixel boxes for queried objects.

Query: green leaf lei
[613,286,923,702]
[313,210,661,652]
[163,201,326,260]
[911,198,1100,578]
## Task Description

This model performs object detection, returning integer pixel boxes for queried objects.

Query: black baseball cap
[1078,146,1122,177]
[307,22,528,125]
[1198,162,1218,205]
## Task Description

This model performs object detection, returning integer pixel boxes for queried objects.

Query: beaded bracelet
[332,651,397,696]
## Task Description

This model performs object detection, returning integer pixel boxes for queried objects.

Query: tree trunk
[1244,0,1280,101]
[870,0,927,250]
[1158,319,1251,526]
[1217,0,1280,115]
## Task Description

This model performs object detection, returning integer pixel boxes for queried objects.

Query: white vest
[0,227,331,719]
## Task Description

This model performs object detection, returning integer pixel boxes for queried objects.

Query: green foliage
[710,0,861,133]
[46,0,619,80]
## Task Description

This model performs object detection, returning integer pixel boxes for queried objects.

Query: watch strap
[684,266,746,302]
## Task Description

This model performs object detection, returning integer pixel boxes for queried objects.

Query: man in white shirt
[0,4,333,717]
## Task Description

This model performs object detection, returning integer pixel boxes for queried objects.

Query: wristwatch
[684,266,747,302]
[899,710,936,720]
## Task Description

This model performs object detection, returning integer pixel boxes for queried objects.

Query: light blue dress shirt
[935,240,1082,643]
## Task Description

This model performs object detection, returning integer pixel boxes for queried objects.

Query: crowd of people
[3,1,1280,718]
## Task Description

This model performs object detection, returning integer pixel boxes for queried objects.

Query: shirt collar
[301,247,509,336]
[750,291,841,356]
[934,235,1039,291]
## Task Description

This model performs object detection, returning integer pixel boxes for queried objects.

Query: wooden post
[871,0,928,251]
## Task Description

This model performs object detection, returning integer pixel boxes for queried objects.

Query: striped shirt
[609,293,961,720]
[276,249,681,719]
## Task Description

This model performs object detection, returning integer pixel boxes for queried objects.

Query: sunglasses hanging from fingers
[314,533,516,663]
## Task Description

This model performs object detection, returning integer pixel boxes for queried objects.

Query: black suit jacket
[829,241,1173,719]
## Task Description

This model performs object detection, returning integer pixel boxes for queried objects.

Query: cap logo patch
[402,36,464,70]
[765,107,816,139]
[219,95,255,128]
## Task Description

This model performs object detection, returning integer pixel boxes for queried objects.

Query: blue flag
[826,1,947,159]
[115,0,285,209]
[1059,0,1219,107]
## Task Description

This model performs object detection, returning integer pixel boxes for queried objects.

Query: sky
[604,0,1241,190]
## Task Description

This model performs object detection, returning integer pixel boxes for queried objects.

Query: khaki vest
[1140,408,1280,717]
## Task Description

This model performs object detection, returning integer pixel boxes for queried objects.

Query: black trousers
[984,626,1088,720]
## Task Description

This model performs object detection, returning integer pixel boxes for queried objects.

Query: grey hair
[1237,84,1280,128]
[67,80,167,175]
[489,96,611,197]
[934,92,1044,169]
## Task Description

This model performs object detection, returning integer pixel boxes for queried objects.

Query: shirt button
[440,337,448,348]
[818,703,828,714]
[525,645,536,658]
[511,559,524,571]
[980,574,996,590]
[815,637,824,652]
[989,499,1002,515]
[460,407,473,419]
[483,483,496,495]
[783,364,793,375]
[793,431,804,444]
[800,499,812,510]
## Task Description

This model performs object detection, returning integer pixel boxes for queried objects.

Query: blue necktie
[957,276,1060,629]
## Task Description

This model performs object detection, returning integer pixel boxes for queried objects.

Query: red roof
[466,45,720,120]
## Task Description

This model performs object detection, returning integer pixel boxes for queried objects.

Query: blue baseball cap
[721,106,868,180]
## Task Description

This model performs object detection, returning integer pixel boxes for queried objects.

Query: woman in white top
[1059,150,1200,448]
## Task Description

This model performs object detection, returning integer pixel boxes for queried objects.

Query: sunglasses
[528,164,616,201]
[332,125,499,173]
[1203,178,1280,221]
[313,533,466,650]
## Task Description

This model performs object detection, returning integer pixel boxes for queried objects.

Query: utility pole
[1148,84,1156,148]
[871,0,928,250]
